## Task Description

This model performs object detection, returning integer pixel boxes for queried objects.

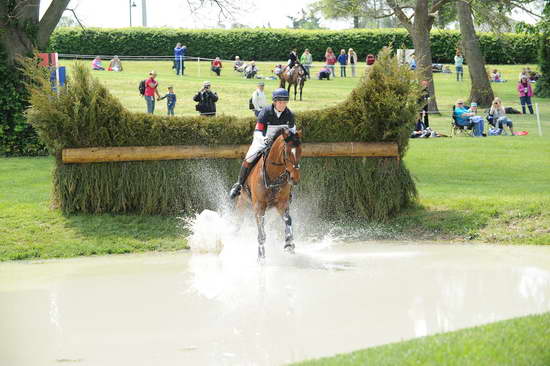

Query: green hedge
[48,27,539,64]
[24,48,418,220]
[0,46,47,156]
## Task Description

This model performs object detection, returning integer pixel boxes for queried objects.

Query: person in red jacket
[324,47,336,78]
[211,57,222,77]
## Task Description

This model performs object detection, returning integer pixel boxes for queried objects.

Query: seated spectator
[518,67,529,82]
[244,61,258,79]
[318,66,331,80]
[411,112,441,138]
[432,63,443,73]
[234,56,244,72]
[409,55,417,70]
[273,64,284,76]
[489,97,514,136]
[454,99,485,137]
[211,57,222,76]
[443,65,452,73]
[91,56,105,71]
[528,70,540,82]
[108,55,123,72]
[490,69,506,82]
[366,54,375,65]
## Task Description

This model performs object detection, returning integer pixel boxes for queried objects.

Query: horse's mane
[272,129,301,146]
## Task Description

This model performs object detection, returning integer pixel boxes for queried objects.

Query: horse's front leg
[254,203,267,260]
[277,204,295,253]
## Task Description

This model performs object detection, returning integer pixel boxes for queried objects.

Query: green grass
[1,61,549,261]
[291,312,550,366]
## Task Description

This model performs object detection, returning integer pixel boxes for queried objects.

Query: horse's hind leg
[255,204,267,260]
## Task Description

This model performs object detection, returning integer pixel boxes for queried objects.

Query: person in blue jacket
[174,43,187,75]
[337,49,348,77]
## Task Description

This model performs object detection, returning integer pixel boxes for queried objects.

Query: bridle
[264,135,301,189]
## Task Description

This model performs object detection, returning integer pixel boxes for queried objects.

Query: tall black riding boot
[229,164,251,199]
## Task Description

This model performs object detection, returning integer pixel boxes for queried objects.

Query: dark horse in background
[278,65,306,101]
[236,129,302,260]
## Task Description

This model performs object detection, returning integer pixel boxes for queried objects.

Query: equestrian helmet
[272,88,289,101]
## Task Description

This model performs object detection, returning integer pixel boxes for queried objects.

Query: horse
[278,65,306,101]
[236,129,302,260]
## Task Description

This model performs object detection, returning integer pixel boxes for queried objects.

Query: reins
[263,136,299,190]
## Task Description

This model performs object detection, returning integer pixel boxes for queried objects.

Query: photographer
[193,81,219,117]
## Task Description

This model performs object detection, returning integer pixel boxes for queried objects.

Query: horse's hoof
[284,244,295,254]
[258,246,266,260]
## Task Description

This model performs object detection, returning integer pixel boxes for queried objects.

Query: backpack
[248,97,255,110]
[138,80,146,95]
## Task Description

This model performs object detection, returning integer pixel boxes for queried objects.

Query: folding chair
[450,105,474,137]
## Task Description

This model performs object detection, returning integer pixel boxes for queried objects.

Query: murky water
[1,241,550,366]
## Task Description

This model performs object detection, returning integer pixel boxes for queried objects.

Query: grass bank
[291,312,550,366]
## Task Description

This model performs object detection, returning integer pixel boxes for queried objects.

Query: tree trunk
[0,27,35,64]
[456,0,494,107]
[353,16,360,28]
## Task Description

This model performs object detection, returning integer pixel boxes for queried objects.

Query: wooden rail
[61,142,399,164]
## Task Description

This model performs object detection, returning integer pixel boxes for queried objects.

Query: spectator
[159,86,177,116]
[347,48,358,77]
[454,99,485,137]
[454,50,464,81]
[318,66,331,80]
[300,49,313,79]
[366,54,376,66]
[174,43,186,76]
[193,81,218,117]
[490,69,505,82]
[337,49,348,77]
[518,76,534,114]
[91,56,105,71]
[419,80,430,127]
[108,55,123,72]
[244,61,258,79]
[409,54,417,70]
[211,57,222,77]
[144,71,160,114]
[443,65,452,73]
[489,97,514,136]
[518,67,529,82]
[251,81,267,117]
[273,64,284,76]
[325,47,336,77]
[234,56,244,72]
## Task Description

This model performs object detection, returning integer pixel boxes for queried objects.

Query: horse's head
[282,129,302,185]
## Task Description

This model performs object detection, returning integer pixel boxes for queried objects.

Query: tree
[0,0,71,64]
[288,8,324,29]
[456,0,494,106]
[313,0,398,28]
[534,0,550,97]
[385,0,454,113]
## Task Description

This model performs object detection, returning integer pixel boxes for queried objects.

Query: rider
[287,48,309,78]
[229,88,297,199]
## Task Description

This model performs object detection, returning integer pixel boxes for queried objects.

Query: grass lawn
[291,312,550,366]
[0,60,549,261]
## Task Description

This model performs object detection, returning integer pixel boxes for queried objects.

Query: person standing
[144,71,160,114]
[193,81,218,117]
[160,86,177,116]
[325,47,336,77]
[251,81,267,117]
[454,50,464,82]
[337,49,348,77]
[347,48,358,77]
[419,80,430,127]
[518,76,534,114]
[300,49,312,79]
[174,43,187,76]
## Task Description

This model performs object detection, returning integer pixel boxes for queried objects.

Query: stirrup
[229,183,242,199]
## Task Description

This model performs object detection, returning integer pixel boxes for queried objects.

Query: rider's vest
[255,105,296,136]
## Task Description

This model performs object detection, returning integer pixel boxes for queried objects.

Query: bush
[48,28,539,65]
[0,47,47,156]
[24,48,418,221]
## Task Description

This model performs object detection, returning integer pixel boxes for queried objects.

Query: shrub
[24,48,418,220]
[0,47,47,156]
[48,27,539,64]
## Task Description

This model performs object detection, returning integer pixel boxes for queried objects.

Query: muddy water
[1,242,550,366]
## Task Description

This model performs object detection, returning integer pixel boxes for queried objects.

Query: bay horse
[278,65,306,101]
[236,129,302,260]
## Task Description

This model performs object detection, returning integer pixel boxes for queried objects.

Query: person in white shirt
[251,81,267,116]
